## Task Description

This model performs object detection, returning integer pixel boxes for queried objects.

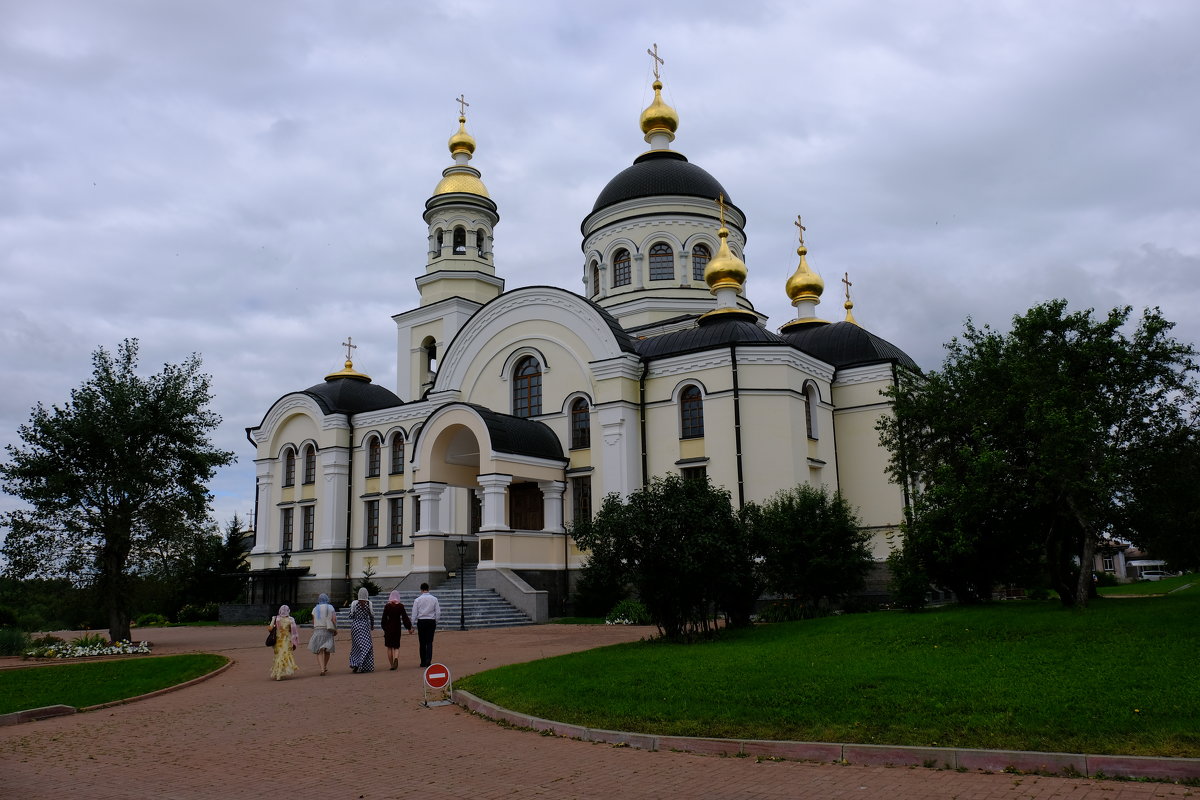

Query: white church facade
[245,71,918,619]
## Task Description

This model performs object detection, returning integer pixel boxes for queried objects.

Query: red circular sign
[424,663,451,689]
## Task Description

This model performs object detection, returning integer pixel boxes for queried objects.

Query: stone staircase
[332,566,531,630]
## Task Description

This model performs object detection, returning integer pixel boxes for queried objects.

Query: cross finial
[647,43,664,81]
[716,194,727,227]
[794,215,807,247]
[342,336,357,363]
[455,94,469,118]
[841,272,853,302]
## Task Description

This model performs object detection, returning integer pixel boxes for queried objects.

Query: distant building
[246,69,918,617]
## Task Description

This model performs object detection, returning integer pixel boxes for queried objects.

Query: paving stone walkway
[1,624,1193,799]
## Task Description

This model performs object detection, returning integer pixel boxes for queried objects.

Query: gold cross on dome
[455,94,469,117]
[342,336,357,362]
[716,194,727,227]
[647,43,664,80]
[794,215,807,247]
[842,272,853,302]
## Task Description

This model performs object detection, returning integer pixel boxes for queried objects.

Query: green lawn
[459,594,1200,757]
[0,654,228,714]
[1099,572,1198,596]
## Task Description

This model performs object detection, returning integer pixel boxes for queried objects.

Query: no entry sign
[424,663,451,690]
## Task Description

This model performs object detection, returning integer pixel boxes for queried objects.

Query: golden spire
[640,44,678,144]
[324,336,371,382]
[434,96,490,198]
[842,272,859,325]
[785,215,824,305]
[704,194,747,292]
[447,94,476,157]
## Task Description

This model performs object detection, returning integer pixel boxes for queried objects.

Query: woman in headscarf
[268,604,300,681]
[348,587,375,673]
[309,593,337,676]
[380,589,412,671]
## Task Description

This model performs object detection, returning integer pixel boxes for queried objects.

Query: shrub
[605,599,651,626]
[292,607,312,624]
[135,613,170,627]
[28,634,64,648]
[176,602,219,623]
[72,632,110,648]
[16,612,47,633]
[1094,571,1120,588]
[0,605,17,628]
[756,600,817,623]
[0,627,29,656]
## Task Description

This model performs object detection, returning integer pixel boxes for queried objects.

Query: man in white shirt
[411,582,441,667]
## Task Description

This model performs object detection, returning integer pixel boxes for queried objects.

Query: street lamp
[455,539,468,631]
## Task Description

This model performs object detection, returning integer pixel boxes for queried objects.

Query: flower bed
[25,640,152,659]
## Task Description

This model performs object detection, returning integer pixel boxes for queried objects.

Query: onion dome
[433,113,490,198]
[705,224,747,292]
[302,360,403,415]
[448,115,476,157]
[324,359,370,382]
[640,79,679,144]
[785,244,824,305]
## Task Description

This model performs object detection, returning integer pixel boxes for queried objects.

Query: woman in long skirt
[380,590,412,671]
[269,604,300,681]
[308,593,337,676]
[348,587,375,673]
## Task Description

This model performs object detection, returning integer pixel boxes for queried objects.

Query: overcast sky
[2,0,1198,535]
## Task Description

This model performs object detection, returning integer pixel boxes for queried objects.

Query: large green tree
[1,339,235,640]
[879,301,1198,608]
[743,485,873,616]
[570,473,756,640]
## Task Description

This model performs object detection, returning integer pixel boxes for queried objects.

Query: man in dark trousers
[411,582,441,667]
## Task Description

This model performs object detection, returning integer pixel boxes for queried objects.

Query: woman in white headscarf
[308,593,337,676]
[348,587,375,673]
[268,604,300,681]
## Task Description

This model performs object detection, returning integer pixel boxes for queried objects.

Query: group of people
[267,583,441,680]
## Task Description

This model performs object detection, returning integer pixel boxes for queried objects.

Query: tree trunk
[1066,495,1097,610]
[100,532,133,642]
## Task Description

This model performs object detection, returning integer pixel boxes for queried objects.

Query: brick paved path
[1,625,1192,799]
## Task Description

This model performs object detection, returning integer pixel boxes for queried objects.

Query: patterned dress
[269,616,299,680]
[348,601,375,673]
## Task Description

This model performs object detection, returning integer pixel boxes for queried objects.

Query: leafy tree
[743,485,873,616]
[879,301,1199,608]
[1120,426,1200,571]
[570,474,754,641]
[0,339,235,640]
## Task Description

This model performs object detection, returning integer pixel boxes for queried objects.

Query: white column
[413,482,447,536]
[539,480,566,533]
[598,403,642,500]
[476,473,513,532]
[633,252,645,289]
[252,461,274,554]
[319,449,350,549]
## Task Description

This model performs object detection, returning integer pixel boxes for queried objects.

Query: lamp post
[455,539,468,631]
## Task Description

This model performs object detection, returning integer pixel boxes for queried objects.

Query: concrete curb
[0,655,235,726]
[453,690,1200,783]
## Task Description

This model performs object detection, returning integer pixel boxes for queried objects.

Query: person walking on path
[308,593,338,676]
[268,604,300,681]
[348,587,375,673]
[411,583,440,668]
[380,589,413,671]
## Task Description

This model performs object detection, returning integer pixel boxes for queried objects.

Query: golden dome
[640,79,679,139]
[448,115,476,156]
[433,170,490,197]
[324,359,371,382]
[785,245,824,304]
[704,226,747,292]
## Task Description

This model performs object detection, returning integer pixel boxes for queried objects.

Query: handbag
[265,620,277,647]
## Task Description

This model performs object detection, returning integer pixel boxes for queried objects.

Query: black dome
[781,321,919,371]
[637,317,785,360]
[302,376,403,415]
[591,150,732,213]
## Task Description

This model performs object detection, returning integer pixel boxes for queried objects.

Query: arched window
[434,229,444,256]
[680,385,704,439]
[590,260,600,296]
[453,227,466,254]
[424,338,437,374]
[302,445,316,484]
[282,448,296,487]
[649,242,673,281]
[390,435,406,474]
[612,249,631,287]
[476,228,487,256]
[570,398,591,449]
[367,436,381,477]
[513,356,542,418]
[804,383,820,439]
[692,243,711,282]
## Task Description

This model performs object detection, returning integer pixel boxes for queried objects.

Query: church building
[246,66,918,620]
